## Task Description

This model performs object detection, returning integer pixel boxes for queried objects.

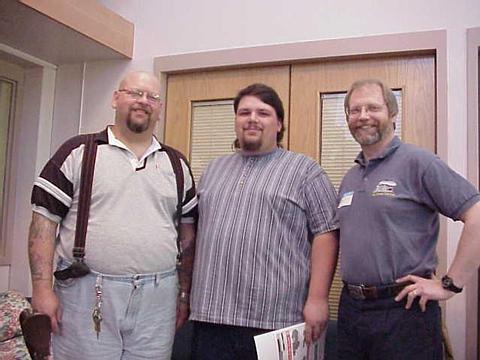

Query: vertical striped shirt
[190,148,338,329]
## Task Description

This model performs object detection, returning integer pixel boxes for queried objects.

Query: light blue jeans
[53,259,178,360]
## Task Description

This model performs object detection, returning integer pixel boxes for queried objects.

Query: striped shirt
[190,148,338,329]
[31,127,197,275]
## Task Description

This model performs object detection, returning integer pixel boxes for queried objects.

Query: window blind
[190,100,236,181]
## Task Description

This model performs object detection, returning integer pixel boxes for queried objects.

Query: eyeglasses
[346,103,386,118]
[118,89,161,104]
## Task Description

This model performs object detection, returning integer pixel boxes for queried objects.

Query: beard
[241,138,262,151]
[351,124,392,146]
[126,108,151,134]
[352,130,380,146]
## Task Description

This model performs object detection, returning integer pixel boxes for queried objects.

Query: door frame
[467,26,480,360]
[155,28,449,281]
[154,29,479,358]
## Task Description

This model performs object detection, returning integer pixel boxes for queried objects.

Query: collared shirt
[337,136,480,285]
[190,148,338,329]
[31,127,197,274]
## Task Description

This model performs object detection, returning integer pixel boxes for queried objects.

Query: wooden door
[164,54,436,320]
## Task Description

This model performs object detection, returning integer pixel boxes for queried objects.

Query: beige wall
[1,0,478,358]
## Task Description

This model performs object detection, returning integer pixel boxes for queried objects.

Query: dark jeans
[337,287,443,360]
[191,321,270,360]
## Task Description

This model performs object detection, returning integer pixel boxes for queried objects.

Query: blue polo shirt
[337,137,480,285]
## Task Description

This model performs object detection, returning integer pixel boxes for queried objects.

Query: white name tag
[338,191,354,208]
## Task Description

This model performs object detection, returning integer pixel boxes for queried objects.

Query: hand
[303,297,329,345]
[394,274,455,311]
[31,287,61,333]
[175,300,189,330]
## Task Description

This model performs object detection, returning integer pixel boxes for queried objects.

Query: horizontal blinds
[190,100,236,181]
[320,90,402,319]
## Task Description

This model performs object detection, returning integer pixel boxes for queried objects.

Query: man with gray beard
[28,71,197,359]
[336,78,480,359]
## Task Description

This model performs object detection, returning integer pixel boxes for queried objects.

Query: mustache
[130,105,152,114]
[244,124,262,130]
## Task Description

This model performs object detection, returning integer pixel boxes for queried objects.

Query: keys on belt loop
[92,275,103,339]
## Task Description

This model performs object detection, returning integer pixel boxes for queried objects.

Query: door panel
[290,55,435,159]
[164,66,290,157]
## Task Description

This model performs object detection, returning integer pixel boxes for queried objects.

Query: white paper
[254,322,325,360]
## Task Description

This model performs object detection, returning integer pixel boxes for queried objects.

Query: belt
[343,281,413,300]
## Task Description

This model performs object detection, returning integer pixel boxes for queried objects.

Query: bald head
[119,71,161,92]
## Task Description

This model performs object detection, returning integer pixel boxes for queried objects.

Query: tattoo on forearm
[178,241,195,292]
[28,214,56,282]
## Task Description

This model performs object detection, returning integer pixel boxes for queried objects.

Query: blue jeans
[191,321,270,360]
[337,286,443,360]
[53,259,178,360]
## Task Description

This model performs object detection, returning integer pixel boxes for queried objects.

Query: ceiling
[0,0,131,67]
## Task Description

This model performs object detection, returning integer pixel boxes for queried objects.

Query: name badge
[338,191,353,208]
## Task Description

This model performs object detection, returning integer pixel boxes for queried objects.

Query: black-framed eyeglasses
[118,88,161,104]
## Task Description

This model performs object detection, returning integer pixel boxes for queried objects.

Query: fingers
[50,314,60,334]
[305,321,327,344]
[304,324,313,344]
[176,316,186,330]
[418,295,428,312]
[395,285,429,312]
[396,274,421,283]
[175,303,189,330]
[394,283,414,302]
[404,288,418,309]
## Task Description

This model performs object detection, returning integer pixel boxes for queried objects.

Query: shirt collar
[107,126,161,161]
[355,136,402,167]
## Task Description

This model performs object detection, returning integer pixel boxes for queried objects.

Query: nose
[137,93,149,104]
[249,111,258,122]
[359,106,369,119]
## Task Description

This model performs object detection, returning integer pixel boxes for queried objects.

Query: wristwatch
[179,290,190,303]
[441,275,463,293]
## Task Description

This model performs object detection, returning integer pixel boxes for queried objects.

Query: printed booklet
[254,322,325,360]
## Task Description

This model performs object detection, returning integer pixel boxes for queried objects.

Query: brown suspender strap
[72,134,98,260]
[161,144,185,263]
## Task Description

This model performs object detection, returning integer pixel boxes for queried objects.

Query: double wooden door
[163,54,435,318]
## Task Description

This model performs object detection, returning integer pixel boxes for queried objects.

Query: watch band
[441,275,463,293]
[179,290,190,303]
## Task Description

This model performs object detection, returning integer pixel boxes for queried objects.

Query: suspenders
[73,134,98,261]
[54,134,186,281]
[160,144,186,265]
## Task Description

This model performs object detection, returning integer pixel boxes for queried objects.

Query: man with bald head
[28,71,197,359]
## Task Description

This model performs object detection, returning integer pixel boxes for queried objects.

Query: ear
[276,119,282,132]
[390,114,397,130]
[111,91,119,109]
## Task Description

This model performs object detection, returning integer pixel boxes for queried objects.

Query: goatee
[126,110,151,134]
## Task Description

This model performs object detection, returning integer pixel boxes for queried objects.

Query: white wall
[10,0,479,358]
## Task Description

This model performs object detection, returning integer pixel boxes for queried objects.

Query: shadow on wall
[171,320,338,359]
